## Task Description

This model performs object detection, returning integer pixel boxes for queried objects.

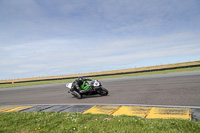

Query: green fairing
[81,81,90,90]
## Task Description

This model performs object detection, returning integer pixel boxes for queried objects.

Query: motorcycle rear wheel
[99,87,109,96]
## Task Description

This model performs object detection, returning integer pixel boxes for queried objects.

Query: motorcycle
[66,79,109,99]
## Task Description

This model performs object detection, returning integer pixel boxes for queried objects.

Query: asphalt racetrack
[0,71,200,106]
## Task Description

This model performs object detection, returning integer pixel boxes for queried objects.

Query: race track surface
[0,71,200,106]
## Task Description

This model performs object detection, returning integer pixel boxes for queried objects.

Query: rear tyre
[72,91,82,99]
[99,87,109,96]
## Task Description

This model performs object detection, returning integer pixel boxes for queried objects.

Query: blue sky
[0,0,200,80]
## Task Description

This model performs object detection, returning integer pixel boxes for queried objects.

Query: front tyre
[99,87,109,96]
[72,91,82,99]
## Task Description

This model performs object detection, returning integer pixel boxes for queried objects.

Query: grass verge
[0,112,200,133]
[0,67,200,88]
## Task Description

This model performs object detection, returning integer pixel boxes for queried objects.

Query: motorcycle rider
[70,77,92,94]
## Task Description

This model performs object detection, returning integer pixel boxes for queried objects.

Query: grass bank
[0,112,199,133]
[0,67,200,88]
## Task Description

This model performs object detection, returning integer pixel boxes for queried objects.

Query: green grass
[0,79,76,88]
[1,67,200,88]
[91,67,200,79]
[0,112,199,133]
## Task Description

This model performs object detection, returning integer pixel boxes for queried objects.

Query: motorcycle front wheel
[99,87,109,96]
[72,91,82,99]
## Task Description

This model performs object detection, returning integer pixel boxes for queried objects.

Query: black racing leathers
[71,78,92,93]
[71,79,82,92]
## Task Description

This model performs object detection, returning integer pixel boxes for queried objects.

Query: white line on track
[2,103,200,109]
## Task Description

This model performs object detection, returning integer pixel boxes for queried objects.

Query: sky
[0,0,200,80]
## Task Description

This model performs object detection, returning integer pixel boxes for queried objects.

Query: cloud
[97,0,200,35]
[2,31,199,74]
[0,0,200,79]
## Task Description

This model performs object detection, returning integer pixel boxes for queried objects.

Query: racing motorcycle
[66,79,109,99]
